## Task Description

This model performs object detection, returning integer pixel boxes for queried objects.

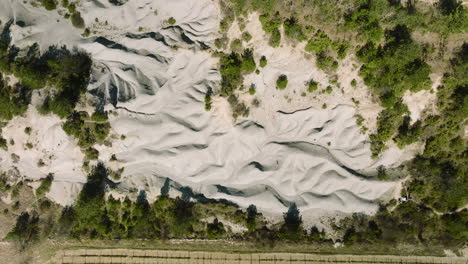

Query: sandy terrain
[0,0,429,219]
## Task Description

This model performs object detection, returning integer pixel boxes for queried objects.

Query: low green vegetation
[168,17,176,25]
[242,31,252,42]
[259,12,282,47]
[62,110,111,150]
[357,25,432,156]
[0,31,92,118]
[283,17,306,41]
[259,55,267,67]
[305,30,332,54]
[0,74,31,120]
[36,174,53,197]
[405,43,467,213]
[306,80,318,93]
[39,0,57,10]
[6,211,40,249]
[71,12,85,28]
[276,74,288,89]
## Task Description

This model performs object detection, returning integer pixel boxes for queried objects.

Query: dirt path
[50,248,468,264]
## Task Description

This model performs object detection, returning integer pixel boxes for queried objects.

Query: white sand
[0,1,425,218]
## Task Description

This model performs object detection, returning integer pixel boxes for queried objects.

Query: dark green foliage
[220,52,243,96]
[242,31,252,42]
[0,74,31,120]
[344,0,385,42]
[393,116,423,148]
[0,40,92,119]
[0,136,7,150]
[269,28,281,47]
[357,25,431,108]
[357,25,431,156]
[308,226,326,242]
[6,211,40,249]
[36,173,53,196]
[62,111,110,149]
[71,12,85,29]
[39,0,57,10]
[369,101,408,157]
[315,52,335,71]
[230,38,242,52]
[207,218,226,239]
[305,30,332,54]
[278,203,303,241]
[246,204,257,232]
[276,74,288,89]
[283,17,306,41]
[259,12,282,47]
[241,49,256,73]
[259,55,267,67]
[71,163,109,237]
[168,17,176,25]
[332,40,350,59]
[67,2,76,13]
[228,94,249,119]
[84,147,99,160]
[405,43,467,212]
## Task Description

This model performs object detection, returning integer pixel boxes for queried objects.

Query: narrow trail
[51,248,468,264]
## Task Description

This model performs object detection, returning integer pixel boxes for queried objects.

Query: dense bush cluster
[0,73,31,120]
[337,202,467,248]
[357,25,431,156]
[0,28,92,118]
[35,174,54,197]
[62,110,111,159]
[405,43,467,212]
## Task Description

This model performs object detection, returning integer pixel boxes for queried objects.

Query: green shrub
[357,25,432,110]
[269,28,281,47]
[305,30,332,53]
[0,77,31,120]
[242,31,252,42]
[241,49,256,73]
[307,80,318,92]
[278,204,303,241]
[333,40,350,59]
[325,85,333,94]
[36,174,54,196]
[71,12,85,28]
[84,147,99,160]
[67,2,76,13]
[39,0,57,10]
[276,74,288,89]
[168,17,176,25]
[248,84,256,95]
[259,56,267,67]
[316,52,334,70]
[230,38,242,52]
[219,52,243,96]
[283,17,306,41]
[207,218,226,239]
[351,79,357,87]
[5,212,40,249]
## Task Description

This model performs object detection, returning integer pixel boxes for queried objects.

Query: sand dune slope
[0,0,409,216]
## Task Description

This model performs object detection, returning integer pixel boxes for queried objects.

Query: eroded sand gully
[0,0,421,219]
